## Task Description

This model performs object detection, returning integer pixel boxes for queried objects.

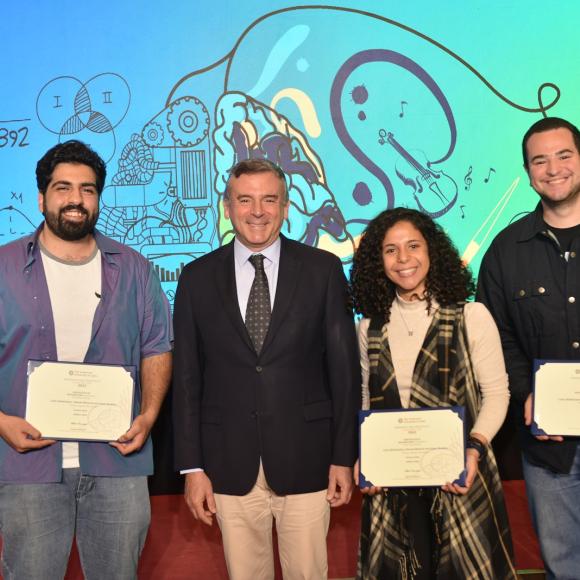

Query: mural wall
[2,1,578,307]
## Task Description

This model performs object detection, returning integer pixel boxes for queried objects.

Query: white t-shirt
[40,244,101,468]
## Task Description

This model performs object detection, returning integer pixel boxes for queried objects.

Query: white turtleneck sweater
[358,297,509,443]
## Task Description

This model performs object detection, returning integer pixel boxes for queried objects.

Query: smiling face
[38,162,99,242]
[382,220,430,301]
[526,128,580,208]
[224,170,289,252]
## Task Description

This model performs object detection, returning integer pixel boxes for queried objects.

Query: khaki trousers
[214,463,331,580]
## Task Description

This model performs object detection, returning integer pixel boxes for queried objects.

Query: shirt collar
[24,225,43,269]
[94,229,122,255]
[517,202,549,242]
[234,236,281,267]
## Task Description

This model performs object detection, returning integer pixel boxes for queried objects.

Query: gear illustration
[166,96,210,147]
[142,121,165,146]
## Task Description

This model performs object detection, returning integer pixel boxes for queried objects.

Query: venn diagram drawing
[36,73,131,163]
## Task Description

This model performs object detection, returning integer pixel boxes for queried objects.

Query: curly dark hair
[36,140,107,195]
[350,208,475,319]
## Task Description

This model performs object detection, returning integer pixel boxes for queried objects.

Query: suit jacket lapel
[261,236,301,353]
[215,241,255,352]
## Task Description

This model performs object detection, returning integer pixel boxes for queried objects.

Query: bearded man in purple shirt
[0,140,172,579]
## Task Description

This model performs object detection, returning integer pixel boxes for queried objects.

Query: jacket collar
[215,234,301,357]
[517,202,549,243]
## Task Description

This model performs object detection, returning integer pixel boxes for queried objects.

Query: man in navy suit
[172,158,359,580]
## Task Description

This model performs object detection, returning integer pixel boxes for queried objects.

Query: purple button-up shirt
[0,226,173,482]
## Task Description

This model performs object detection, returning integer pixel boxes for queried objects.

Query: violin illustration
[378,129,458,218]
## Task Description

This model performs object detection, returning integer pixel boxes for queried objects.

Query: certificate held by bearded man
[25,360,135,442]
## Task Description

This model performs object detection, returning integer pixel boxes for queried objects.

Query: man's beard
[43,203,99,241]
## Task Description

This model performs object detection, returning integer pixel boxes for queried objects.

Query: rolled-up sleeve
[140,262,173,358]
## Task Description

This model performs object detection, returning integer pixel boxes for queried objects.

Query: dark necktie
[245,254,271,353]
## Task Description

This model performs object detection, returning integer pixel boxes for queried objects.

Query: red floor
[1,481,542,579]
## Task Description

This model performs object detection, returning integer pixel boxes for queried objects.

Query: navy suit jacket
[172,235,360,495]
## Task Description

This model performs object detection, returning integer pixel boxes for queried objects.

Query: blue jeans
[523,444,580,580]
[0,469,150,580]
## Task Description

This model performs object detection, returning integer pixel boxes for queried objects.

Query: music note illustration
[399,101,408,118]
[460,204,466,219]
[378,129,458,218]
[464,166,473,191]
[484,167,496,183]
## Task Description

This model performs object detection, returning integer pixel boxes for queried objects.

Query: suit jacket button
[251,411,258,419]
[256,366,263,372]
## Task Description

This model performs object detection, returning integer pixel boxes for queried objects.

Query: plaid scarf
[358,303,516,580]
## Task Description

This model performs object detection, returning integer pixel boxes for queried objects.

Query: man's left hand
[326,464,353,507]
[110,413,155,455]
[524,393,564,442]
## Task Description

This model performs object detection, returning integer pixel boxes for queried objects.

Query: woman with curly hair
[351,208,516,580]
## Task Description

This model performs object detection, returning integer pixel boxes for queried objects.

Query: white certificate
[25,360,135,441]
[532,360,580,436]
[359,407,466,488]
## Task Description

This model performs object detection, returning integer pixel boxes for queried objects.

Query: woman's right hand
[354,459,385,495]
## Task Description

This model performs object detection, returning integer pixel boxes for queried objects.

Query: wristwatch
[466,436,487,460]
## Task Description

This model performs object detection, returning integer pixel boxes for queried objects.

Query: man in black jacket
[478,117,580,580]
[172,158,360,580]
